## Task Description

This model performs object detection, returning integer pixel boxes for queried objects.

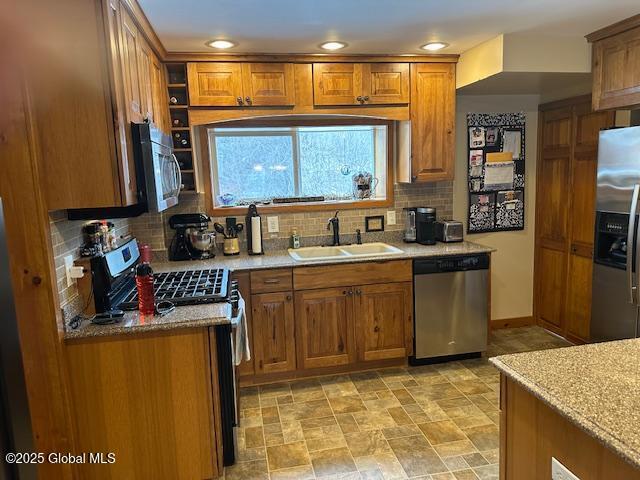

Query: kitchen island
[491,339,640,479]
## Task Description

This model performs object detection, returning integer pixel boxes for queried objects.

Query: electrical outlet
[267,216,279,233]
[64,255,75,288]
[551,458,580,480]
[387,210,397,226]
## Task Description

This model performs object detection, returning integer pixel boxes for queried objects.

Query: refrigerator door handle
[627,184,640,304]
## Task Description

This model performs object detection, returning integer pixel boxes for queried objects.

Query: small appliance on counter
[416,207,437,245]
[436,220,464,243]
[352,172,378,200]
[403,207,417,243]
[245,204,263,255]
[168,213,216,261]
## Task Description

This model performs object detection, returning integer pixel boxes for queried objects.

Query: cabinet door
[242,63,295,106]
[187,62,243,106]
[137,37,154,122]
[150,54,170,133]
[251,292,296,374]
[362,63,409,104]
[592,26,640,110]
[355,282,412,361]
[294,288,355,369]
[565,105,614,342]
[410,63,456,181]
[312,63,362,105]
[119,7,144,123]
[535,107,572,333]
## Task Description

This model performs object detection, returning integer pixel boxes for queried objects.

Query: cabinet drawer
[293,260,412,290]
[250,269,293,293]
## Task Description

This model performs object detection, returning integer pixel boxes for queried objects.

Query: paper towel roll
[251,216,262,254]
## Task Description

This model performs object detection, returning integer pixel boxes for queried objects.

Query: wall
[453,94,540,321]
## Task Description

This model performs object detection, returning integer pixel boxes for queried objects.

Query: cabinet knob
[356,96,363,103]
[363,96,369,102]
[245,96,252,105]
[286,295,292,301]
[373,326,380,333]
[237,97,244,105]
[347,290,354,296]
[355,289,362,295]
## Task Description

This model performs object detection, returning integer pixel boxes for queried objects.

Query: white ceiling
[138,0,640,54]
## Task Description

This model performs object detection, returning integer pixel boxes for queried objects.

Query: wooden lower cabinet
[65,328,222,479]
[356,282,413,361]
[295,287,356,369]
[500,375,640,479]
[251,291,296,374]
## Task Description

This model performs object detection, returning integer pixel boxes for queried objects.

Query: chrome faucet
[327,211,340,246]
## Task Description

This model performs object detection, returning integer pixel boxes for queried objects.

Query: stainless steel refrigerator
[591,126,640,342]
[0,197,35,479]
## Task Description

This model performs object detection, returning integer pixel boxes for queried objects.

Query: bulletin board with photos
[467,112,526,233]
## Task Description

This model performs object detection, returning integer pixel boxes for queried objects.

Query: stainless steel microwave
[132,122,181,213]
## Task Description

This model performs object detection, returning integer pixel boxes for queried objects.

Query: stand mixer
[168,213,216,261]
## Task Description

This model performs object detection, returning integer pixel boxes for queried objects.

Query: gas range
[88,239,232,313]
[118,268,230,310]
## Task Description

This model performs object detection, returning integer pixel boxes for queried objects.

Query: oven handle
[171,153,183,196]
[627,184,639,304]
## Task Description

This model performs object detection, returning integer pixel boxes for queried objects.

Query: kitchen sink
[288,242,404,262]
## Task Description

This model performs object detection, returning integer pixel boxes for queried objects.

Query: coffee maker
[169,213,216,261]
[416,207,437,245]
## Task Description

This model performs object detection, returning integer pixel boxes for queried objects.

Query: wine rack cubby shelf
[166,63,196,193]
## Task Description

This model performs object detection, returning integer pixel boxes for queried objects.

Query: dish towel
[234,295,251,366]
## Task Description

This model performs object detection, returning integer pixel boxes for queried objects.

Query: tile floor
[227,326,569,480]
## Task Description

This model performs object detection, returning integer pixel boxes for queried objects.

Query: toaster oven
[436,220,463,243]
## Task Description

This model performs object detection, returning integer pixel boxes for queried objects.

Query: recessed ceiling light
[207,39,237,49]
[420,42,449,52]
[319,41,347,51]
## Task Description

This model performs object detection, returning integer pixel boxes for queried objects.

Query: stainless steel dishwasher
[410,254,489,364]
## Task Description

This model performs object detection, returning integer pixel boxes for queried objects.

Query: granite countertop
[152,240,495,273]
[490,339,640,469]
[64,302,232,340]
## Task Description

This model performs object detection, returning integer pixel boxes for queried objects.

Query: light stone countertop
[64,240,493,340]
[152,240,495,273]
[490,339,640,469]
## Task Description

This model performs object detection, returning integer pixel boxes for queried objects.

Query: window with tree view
[208,123,388,208]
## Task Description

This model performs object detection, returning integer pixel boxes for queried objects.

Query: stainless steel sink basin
[288,242,404,262]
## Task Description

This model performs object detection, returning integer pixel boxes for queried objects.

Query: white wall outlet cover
[551,457,580,480]
[387,210,397,225]
[267,216,279,233]
[64,255,75,288]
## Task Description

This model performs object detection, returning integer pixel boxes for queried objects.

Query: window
[208,122,389,209]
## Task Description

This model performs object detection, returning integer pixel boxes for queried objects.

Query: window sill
[208,198,392,216]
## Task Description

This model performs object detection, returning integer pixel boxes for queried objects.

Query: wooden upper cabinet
[590,20,640,110]
[251,292,296,374]
[313,63,362,105]
[242,63,295,106]
[295,288,355,370]
[150,54,171,132]
[119,7,144,123]
[410,63,456,181]
[187,62,295,107]
[313,63,409,106]
[355,283,412,361]
[362,63,410,104]
[187,62,243,106]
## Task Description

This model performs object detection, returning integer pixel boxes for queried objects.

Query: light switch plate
[551,457,580,480]
[387,211,396,226]
[267,216,279,233]
[64,255,75,288]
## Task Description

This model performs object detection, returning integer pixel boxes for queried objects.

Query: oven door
[148,141,181,212]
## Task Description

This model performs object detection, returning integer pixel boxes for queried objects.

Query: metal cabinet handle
[628,184,639,304]
[237,96,244,105]
[171,153,183,195]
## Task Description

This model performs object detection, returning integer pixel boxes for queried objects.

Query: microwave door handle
[171,153,183,195]
[627,184,640,304]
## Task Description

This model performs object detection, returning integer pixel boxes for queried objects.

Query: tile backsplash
[50,180,453,309]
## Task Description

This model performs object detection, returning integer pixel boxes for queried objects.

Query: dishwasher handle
[414,254,490,275]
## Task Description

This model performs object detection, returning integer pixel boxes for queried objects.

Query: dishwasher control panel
[414,254,490,274]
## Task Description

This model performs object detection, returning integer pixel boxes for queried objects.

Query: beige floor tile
[418,420,467,445]
[309,446,358,477]
[300,415,338,430]
[304,425,346,452]
[237,446,267,463]
[391,388,416,405]
[381,424,421,439]
[351,372,389,393]
[329,394,367,414]
[282,420,305,444]
[480,449,499,465]
[450,380,492,396]
[432,473,456,480]
[291,378,327,403]
[433,440,478,458]
[462,453,488,468]
[336,413,360,434]
[387,434,447,477]
[279,399,333,422]
[353,410,398,430]
[452,415,493,430]
[260,382,292,398]
[442,455,469,471]
[387,406,413,426]
[265,432,285,446]
[472,463,499,479]
[269,464,315,480]
[266,441,311,471]
[245,426,265,448]
[225,459,269,480]
[344,429,391,457]
[452,469,480,480]
[462,425,499,451]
